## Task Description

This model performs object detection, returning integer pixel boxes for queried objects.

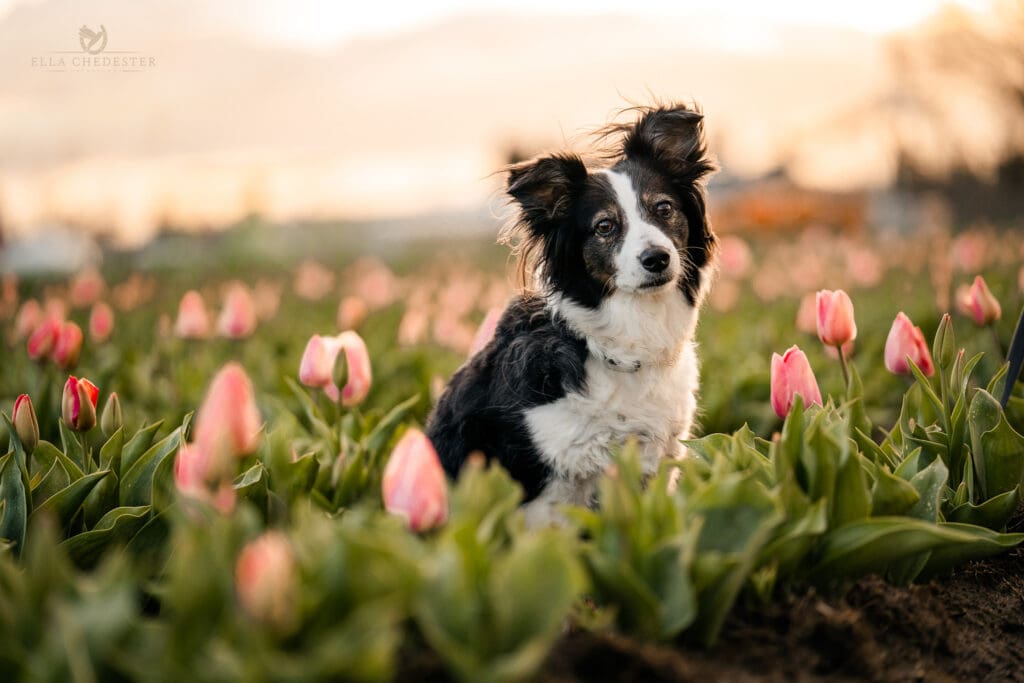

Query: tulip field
[1,224,1024,681]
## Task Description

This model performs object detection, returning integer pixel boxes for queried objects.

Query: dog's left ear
[620,105,715,185]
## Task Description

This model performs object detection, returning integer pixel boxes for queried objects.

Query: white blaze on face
[602,170,679,292]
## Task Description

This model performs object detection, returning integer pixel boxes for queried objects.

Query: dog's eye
[654,201,674,219]
[594,219,616,236]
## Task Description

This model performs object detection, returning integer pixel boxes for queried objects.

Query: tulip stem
[836,345,850,391]
[989,324,1005,361]
[79,433,91,473]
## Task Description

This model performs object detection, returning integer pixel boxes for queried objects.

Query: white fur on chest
[525,289,700,489]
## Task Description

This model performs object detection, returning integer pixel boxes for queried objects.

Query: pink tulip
[795,293,817,335]
[336,332,372,406]
[13,299,41,341]
[382,429,448,532]
[816,289,857,347]
[717,234,752,278]
[217,283,257,339]
[299,334,345,398]
[174,290,211,339]
[89,302,115,342]
[884,312,935,377]
[173,442,236,514]
[62,376,99,431]
[298,332,372,406]
[336,295,368,330]
[52,321,84,369]
[468,308,503,357]
[770,345,823,418]
[192,362,262,458]
[293,260,335,301]
[26,316,62,361]
[68,268,105,308]
[956,275,1001,326]
[235,532,298,632]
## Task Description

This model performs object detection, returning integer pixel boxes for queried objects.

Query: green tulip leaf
[29,469,111,531]
[0,453,27,553]
[119,428,182,507]
[61,505,151,567]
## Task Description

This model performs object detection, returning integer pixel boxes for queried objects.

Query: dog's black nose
[640,247,670,273]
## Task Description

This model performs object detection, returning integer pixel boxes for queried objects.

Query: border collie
[427,103,717,526]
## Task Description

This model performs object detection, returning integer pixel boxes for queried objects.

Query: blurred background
[0,0,1022,437]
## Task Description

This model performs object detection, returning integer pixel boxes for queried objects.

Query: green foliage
[0,252,1022,680]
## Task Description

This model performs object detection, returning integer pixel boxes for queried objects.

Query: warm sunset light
[0,0,1017,246]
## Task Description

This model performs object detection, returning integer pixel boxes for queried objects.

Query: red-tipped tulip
[957,275,1001,326]
[193,362,262,458]
[13,394,39,454]
[770,345,823,418]
[174,290,211,339]
[468,308,503,357]
[62,376,99,431]
[26,316,62,360]
[816,289,857,347]
[382,429,448,532]
[884,312,935,377]
[89,302,115,342]
[235,532,298,632]
[217,283,257,339]
[52,321,84,369]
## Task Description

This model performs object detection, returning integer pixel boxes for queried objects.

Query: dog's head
[505,104,716,308]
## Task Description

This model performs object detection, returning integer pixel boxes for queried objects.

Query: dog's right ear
[507,154,587,228]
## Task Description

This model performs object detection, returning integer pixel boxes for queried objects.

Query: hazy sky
[0,0,1000,244]
[0,0,989,47]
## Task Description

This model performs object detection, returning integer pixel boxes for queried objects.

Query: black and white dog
[427,104,717,525]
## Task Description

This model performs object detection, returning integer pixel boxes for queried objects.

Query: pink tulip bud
[468,308,503,357]
[382,429,448,532]
[26,316,62,361]
[89,302,115,342]
[336,295,368,330]
[717,234,752,278]
[884,312,935,377]
[52,321,84,370]
[217,283,257,339]
[336,331,372,406]
[173,442,237,514]
[816,289,857,347]
[68,268,105,308]
[235,532,298,632]
[62,376,99,431]
[13,394,39,454]
[770,345,823,418]
[299,334,345,398]
[795,292,817,335]
[299,332,372,406]
[193,363,262,457]
[175,290,211,339]
[13,299,41,341]
[957,275,1001,326]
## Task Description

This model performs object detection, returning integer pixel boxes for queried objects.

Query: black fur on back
[429,102,716,499]
[426,295,587,500]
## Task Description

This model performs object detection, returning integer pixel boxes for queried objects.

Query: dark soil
[397,547,1024,682]
[544,547,1024,683]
